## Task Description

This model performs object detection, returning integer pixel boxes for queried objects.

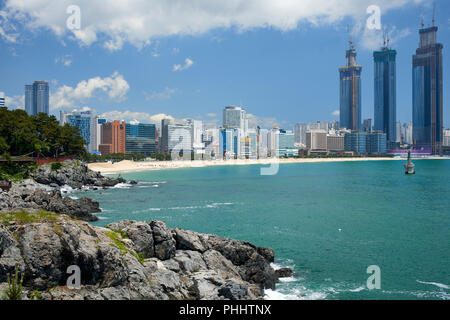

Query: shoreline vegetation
[87,156,450,174]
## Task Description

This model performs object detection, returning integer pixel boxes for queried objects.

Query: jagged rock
[173,228,207,252]
[106,221,154,259]
[150,220,176,260]
[0,217,280,300]
[0,225,25,282]
[32,160,125,190]
[275,267,293,278]
[218,281,249,300]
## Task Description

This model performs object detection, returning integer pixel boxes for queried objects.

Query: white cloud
[50,71,130,110]
[100,110,174,125]
[2,0,424,50]
[332,110,340,116]
[143,87,178,101]
[360,25,411,51]
[5,95,24,109]
[206,113,217,118]
[173,58,194,72]
[55,54,72,67]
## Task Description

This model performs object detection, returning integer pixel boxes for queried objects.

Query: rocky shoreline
[1,160,129,222]
[0,215,284,300]
[0,160,291,300]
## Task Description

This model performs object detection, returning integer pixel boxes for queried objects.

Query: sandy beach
[87,156,449,174]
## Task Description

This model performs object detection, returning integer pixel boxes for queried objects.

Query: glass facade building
[367,132,387,154]
[344,132,367,154]
[339,44,362,131]
[25,81,49,116]
[125,123,156,156]
[412,26,443,155]
[374,48,397,143]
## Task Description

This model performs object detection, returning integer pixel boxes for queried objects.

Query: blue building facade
[25,81,49,116]
[125,123,156,156]
[67,112,92,148]
[412,26,443,155]
[367,132,387,154]
[374,47,397,144]
[344,132,367,154]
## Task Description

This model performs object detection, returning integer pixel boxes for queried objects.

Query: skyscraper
[374,43,397,144]
[99,120,126,155]
[25,81,49,115]
[339,40,362,131]
[25,81,49,116]
[412,23,443,155]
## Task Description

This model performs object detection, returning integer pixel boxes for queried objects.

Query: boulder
[150,221,176,260]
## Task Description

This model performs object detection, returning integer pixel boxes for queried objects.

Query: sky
[0,0,449,129]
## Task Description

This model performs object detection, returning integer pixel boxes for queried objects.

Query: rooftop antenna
[432,2,436,26]
[420,9,424,28]
[347,25,354,50]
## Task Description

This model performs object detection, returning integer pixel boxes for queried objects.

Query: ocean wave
[416,280,450,290]
[111,183,133,189]
[60,184,74,193]
[139,181,167,185]
[264,287,327,300]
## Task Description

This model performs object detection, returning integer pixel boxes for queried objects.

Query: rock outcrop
[0,160,128,222]
[0,216,288,300]
[1,187,100,221]
[32,160,126,190]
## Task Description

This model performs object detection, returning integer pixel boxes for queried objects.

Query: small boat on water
[404,150,415,175]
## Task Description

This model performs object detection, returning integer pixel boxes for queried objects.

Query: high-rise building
[61,110,102,153]
[0,92,5,107]
[223,106,247,131]
[443,129,450,147]
[327,134,345,151]
[367,131,387,154]
[276,129,296,157]
[125,121,156,156]
[186,119,205,155]
[339,40,362,131]
[344,132,367,154]
[306,130,327,151]
[362,118,373,133]
[161,118,173,155]
[25,81,49,115]
[167,123,192,157]
[374,44,397,143]
[412,24,444,155]
[99,120,126,155]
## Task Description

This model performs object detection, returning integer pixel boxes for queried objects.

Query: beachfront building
[258,128,269,158]
[99,120,126,155]
[443,129,450,147]
[367,131,387,154]
[412,24,444,155]
[219,127,240,159]
[167,123,192,158]
[362,118,372,133]
[306,129,327,151]
[327,133,345,152]
[160,118,173,155]
[344,132,367,154]
[25,81,49,116]
[374,43,397,146]
[339,39,362,131]
[125,121,156,156]
[186,119,205,156]
[60,109,102,153]
[294,123,307,147]
[277,129,296,157]
[203,128,220,159]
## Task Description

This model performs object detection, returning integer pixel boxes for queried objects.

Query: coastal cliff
[0,215,280,300]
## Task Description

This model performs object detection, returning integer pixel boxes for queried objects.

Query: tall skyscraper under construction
[374,37,397,145]
[339,39,362,131]
[412,19,444,155]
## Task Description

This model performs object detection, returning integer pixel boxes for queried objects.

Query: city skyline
[0,1,449,129]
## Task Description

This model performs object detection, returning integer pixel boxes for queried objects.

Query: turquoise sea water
[75,160,450,300]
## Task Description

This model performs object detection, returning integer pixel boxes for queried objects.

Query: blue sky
[0,0,448,129]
